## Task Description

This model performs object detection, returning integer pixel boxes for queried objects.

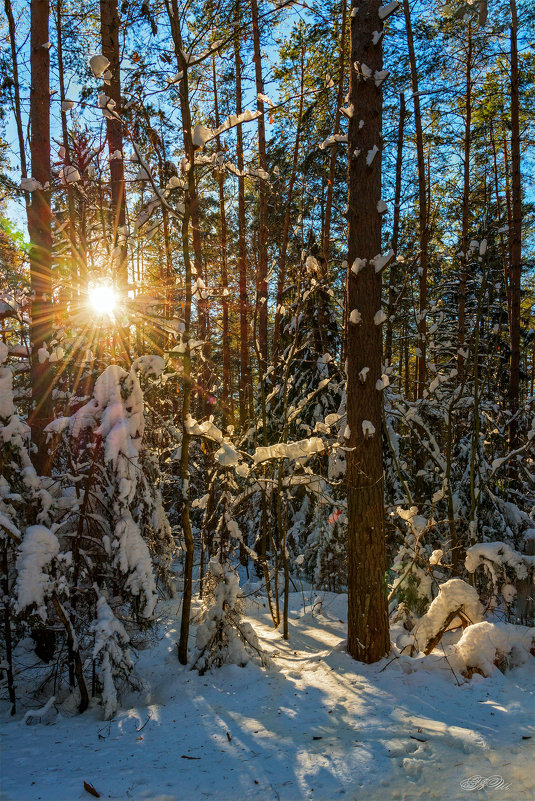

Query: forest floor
[1,590,534,801]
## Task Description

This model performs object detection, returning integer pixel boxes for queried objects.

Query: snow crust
[2,591,533,801]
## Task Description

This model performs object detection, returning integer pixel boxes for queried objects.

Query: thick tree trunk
[508,0,522,450]
[403,0,428,398]
[346,0,389,664]
[28,0,53,474]
[250,0,268,372]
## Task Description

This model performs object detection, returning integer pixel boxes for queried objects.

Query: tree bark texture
[28,0,53,473]
[346,0,389,663]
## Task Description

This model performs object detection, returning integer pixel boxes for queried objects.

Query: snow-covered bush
[193,558,264,674]
[389,508,434,617]
[0,344,56,713]
[466,540,535,621]
[48,362,175,615]
[91,592,133,719]
[1,360,175,716]
[412,578,483,654]
[15,525,60,621]
[300,504,347,592]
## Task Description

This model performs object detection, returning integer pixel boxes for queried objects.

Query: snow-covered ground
[1,592,534,801]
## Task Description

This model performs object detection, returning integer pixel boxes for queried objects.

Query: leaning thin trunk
[163,0,197,663]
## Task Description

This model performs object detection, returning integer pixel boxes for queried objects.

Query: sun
[88,285,117,317]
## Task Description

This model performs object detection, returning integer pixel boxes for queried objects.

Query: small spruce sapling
[193,557,264,674]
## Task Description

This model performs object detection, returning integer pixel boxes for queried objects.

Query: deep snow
[1,592,534,801]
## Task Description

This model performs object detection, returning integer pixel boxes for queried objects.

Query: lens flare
[88,285,117,316]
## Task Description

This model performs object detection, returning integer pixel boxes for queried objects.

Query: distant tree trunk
[161,203,173,324]
[1,547,16,714]
[403,0,428,398]
[56,0,82,294]
[346,0,389,663]
[152,144,173,355]
[272,46,305,374]
[5,0,29,215]
[385,92,405,367]
[457,21,472,379]
[322,0,348,263]
[213,56,231,426]
[28,0,53,474]
[508,0,522,451]
[250,0,268,372]
[163,0,199,663]
[166,0,210,415]
[234,0,251,428]
[100,0,127,306]
[489,120,510,323]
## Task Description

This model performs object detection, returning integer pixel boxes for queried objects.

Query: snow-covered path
[1,593,534,801]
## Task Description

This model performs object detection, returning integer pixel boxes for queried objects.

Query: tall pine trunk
[385,92,405,367]
[322,0,348,263]
[508,0,522,450]
[346,0,389,663]
[56,0,82,293]
[457,21,472,379]
[5,0,29,214]
[403,0,428,398]
[28,0,53,474]
[213,56,231,426]
[100,0,126,288]
[250,0,268,372]
[234,0,251,428]
[272,46,305,374]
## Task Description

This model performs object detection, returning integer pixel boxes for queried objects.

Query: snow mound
[454,621,535,677]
